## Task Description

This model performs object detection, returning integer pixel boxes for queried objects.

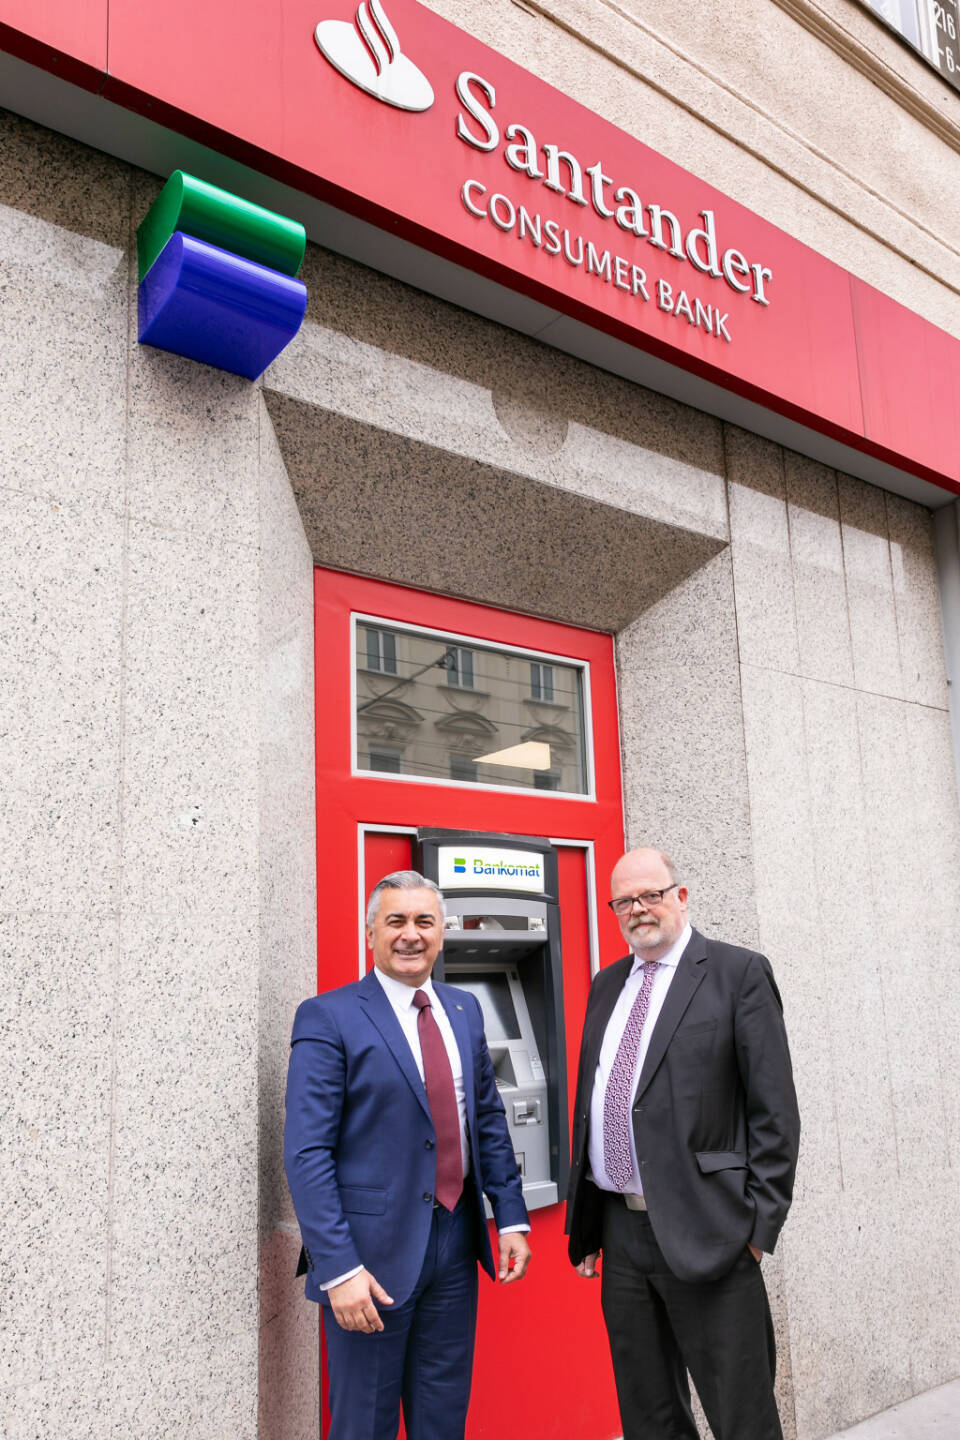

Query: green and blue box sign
[137,172,307,380]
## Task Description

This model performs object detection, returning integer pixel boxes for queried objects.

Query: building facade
[2,3,959,1439]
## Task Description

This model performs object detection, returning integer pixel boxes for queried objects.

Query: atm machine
[417,829,568,1212]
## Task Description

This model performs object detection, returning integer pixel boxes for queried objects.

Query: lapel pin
[456,1004,463,1010]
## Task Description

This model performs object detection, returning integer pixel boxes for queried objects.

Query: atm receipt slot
[513,1099,542,1126]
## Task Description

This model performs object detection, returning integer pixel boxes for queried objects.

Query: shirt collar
[629,921,692,975]
[373,965,437,1009]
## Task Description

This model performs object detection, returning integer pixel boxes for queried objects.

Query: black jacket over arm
[566,928,801,1284]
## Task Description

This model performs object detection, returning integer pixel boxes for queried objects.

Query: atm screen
[452,971,521,1042]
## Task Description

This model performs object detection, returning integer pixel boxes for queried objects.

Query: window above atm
[353,615,591,796]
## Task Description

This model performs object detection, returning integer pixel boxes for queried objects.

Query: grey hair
[365,870,446,928]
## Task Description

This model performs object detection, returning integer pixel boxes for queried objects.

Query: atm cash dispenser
[417,829,568,1212]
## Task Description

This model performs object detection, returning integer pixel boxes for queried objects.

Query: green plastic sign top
[137,171,306,282]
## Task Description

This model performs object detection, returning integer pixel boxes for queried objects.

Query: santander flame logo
[314,2,435,112]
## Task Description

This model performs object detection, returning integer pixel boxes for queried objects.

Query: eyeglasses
[607,884,679,917]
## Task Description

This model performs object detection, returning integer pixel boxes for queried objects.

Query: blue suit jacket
[284,969,529,1306]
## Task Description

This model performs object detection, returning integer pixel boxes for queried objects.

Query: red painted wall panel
[353,834,622,1438]
[851,276,960,488]
[105,0,286,156]
[470,843,620,1440]
[316,568,627,1439]
[0,0,106,86]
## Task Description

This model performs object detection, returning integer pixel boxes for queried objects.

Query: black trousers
[600,1196,782,1440]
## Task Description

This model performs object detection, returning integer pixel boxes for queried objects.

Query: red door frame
[312,566,628,1440]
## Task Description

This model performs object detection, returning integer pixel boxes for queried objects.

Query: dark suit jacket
[284,969,529,1306]
[566,929,800,1283]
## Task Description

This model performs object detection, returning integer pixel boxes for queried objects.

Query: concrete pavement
[821,1378,960,1439]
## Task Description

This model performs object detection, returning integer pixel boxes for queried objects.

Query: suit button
[423,1192,433,1203]
[425,1139,434,1150]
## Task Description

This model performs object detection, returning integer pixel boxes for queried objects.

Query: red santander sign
[4,0,959,491]
[317,3,775,334]
[289,0,863,449]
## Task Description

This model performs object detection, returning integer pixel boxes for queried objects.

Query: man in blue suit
[285,869,531,1440]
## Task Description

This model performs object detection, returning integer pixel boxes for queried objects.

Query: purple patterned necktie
[602,961,661,1190]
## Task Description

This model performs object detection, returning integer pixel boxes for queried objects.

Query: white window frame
[350,612,596,801]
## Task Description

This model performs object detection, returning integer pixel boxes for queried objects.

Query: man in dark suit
[566,847,800,1440]
[284,869,531,1440]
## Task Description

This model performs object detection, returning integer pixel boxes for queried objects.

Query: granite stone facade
[3,2,960,1433]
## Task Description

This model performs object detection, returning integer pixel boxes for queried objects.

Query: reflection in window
[452,972,522,1042]
[534,770,561,790]
[446,646,475,689]
[530,662,555,702]
[450,754,478,783]
[866,0,921,49]
[368,747,402,773]
[353,618,589,793]
[364,626,397,674]
[862,0,958,82]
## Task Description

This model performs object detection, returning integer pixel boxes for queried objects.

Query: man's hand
[328,1269,394,1332]
[575,1252,600,1279]
[748,1243,763,1263]
[498,1232,532,1284]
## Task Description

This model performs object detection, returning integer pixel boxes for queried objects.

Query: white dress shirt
[320,967,526,1290]
[587,923,692,1198]
[373,968,471,1177]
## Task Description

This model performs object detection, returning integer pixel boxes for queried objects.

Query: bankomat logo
[470,855,542,880]
[437,844,545,892]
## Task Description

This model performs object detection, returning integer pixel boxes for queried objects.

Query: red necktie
[412,989,463,1211]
